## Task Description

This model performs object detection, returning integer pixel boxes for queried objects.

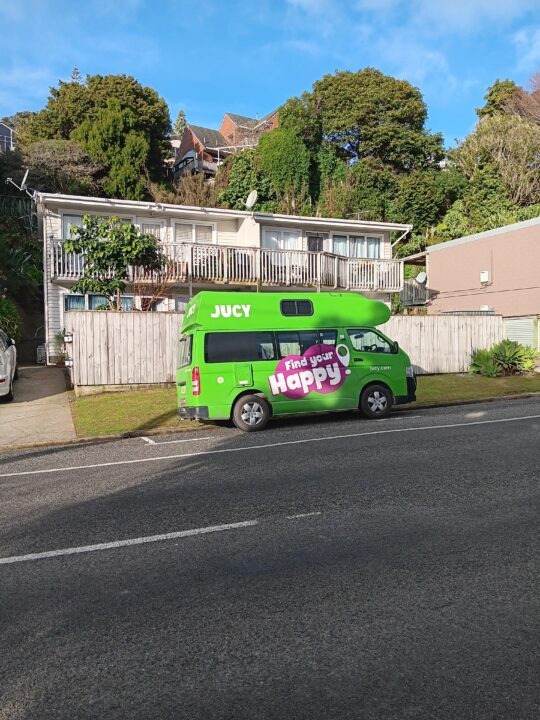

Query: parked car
[0,330,17,402]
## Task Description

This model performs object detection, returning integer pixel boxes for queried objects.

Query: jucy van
[177,291,416,431]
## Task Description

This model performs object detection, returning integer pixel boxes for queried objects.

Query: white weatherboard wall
[65,311,505,390]
[382,315,504,374]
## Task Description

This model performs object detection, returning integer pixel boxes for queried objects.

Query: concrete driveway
[0,366,76,450]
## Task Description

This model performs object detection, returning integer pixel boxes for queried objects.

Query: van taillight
[192,366,200,396]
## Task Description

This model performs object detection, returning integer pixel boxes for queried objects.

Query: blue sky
[1,0,539,146]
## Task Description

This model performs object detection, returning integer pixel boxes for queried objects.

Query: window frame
[331,233,382,259]
[204,331,277,364]
[60,211,135,239]
[280,299,314,317]
[174,220,216,244]
[262,226,302,251]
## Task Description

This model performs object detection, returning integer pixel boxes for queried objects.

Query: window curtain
[175,224,193,243]
[64,295,85,311]
[333,235,348,256]
[195,225,213,243]
[366,236,380,259]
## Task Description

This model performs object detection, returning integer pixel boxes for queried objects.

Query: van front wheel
[232,395,270,432]
[360,384,392,419]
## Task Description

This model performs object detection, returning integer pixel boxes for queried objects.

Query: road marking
[0,520,258,566]
[140,437,156,445]
[286,512,322,519]
[1,413,539,479]
[152,435,216,445]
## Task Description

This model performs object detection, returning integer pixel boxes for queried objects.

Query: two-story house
[36,192,411,363]
[174,110,279,178]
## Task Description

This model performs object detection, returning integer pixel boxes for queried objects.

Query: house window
[141,222,163,239]
[332,234,381,259]
[64,294,86,311]
[262,228,301,251]
[64,294,133,311]
[174,222,214,244]
[62,215,83,238]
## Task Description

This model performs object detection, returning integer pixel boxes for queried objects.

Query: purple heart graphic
[268,343,351,400]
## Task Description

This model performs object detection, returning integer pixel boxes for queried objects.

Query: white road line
[0,520,258,566]
[0,413,539,479]
[140,437,156,445]
[286,512,322,519]
[152,435,216,445]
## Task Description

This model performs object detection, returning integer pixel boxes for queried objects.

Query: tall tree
[257,128,311,212]
[310,68,444,170]
[21,72,171,186]
[174,109,186,140]
[476,79,520,118]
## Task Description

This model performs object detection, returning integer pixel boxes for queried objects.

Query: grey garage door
[503,316,537,348]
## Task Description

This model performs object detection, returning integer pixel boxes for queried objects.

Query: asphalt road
[0,398,539,720]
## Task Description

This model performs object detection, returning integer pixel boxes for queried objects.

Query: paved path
[0,398,539,719]
[0,366,76,450]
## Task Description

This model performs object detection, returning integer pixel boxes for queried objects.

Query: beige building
[402,217,540,347]
[36,193,411,363]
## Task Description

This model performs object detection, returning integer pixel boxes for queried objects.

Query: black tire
[1,380,14,403]
[360,384,392,419]
[232,394,271,432]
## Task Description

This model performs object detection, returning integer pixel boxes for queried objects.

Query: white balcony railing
[400,278,430,306]
[51,241,404,293]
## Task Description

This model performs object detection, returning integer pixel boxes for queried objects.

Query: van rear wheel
[232,394,270,432]
[360,384,392,419]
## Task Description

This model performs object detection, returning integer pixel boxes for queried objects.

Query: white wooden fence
[382,315,503,374]
[64,311,504,388]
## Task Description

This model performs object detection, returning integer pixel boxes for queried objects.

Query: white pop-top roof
[34,192,412,234]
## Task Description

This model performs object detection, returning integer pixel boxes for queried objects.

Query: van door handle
[353,358,364,363]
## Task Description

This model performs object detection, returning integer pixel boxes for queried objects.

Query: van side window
[348,329,394,354]
[205,332,276,363]
[280,299,314,316]
[178,335,192,368]
[319,329,337,346]
[276,330,322,358]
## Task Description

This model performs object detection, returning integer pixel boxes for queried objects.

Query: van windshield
[178,334,192,368]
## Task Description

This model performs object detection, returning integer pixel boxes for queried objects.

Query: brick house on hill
[174,109,279,179]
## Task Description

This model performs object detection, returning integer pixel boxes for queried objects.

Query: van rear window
[177,335,192,368]
[205,332,276,363]
[280,299,313,316]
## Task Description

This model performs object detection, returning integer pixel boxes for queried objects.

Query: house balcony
[51,241,404,294]
[174,156,219,177]
[400,278,430,306]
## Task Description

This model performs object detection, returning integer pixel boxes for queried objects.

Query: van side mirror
[393,341,399,353]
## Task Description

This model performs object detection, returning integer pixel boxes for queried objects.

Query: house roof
[34,192,412,234]
[402,217,540,262]
[224,113,259,129]
[188,124,228,148]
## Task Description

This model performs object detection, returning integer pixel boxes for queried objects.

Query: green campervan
[177,291,416,431]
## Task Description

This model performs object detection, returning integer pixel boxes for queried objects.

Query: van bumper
[394,377,417,405]
[178,406,209,420]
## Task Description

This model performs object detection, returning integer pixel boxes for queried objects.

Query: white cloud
[410,0,538,34]
[287,0,332,12]
[514,27,540,71]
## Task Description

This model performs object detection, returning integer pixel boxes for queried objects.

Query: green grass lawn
[71,374,540,438]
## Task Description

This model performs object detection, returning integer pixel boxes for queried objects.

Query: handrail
[51,240,404,292]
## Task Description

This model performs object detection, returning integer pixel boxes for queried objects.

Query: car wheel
[1,380,14,403]
[360,384,392,419]
[232,394,270,432]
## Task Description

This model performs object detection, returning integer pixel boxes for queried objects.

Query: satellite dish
[245,190,258,209]
[415,271,427,285]
[20,169,29,191]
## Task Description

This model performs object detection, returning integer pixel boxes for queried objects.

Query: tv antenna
[244,189,258,210]
[5,168,32,197]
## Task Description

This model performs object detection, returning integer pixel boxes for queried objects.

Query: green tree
[173,109,186,140]
[476,79,520,118]
[216,149,276,210]
[63,215,167,309]
[257,128,311,212]
[311,68,444,170]
[74,100,149,199]
[391,170,448,231]
[22,72,171,187]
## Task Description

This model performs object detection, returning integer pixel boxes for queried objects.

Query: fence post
[317,253,321,292]
[188,244,193,298]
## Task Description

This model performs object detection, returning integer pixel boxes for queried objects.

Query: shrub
[0,295,22,340]
[470,340,538,377]
[470,348,501,377]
